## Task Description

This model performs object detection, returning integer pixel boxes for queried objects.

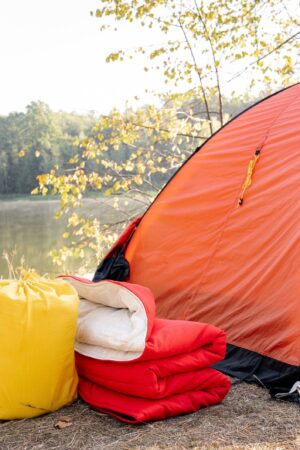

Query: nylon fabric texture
[125,83,300,367]
[0,272,79,419]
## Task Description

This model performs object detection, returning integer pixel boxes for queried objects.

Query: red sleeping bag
[64,276,231,423]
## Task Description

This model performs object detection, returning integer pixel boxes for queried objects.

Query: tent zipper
[237,148,261,207]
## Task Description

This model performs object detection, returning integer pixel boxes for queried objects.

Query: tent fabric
[64,276,230,423]
[214,344,300,386]
[93,216,142,282]
[93,84,300,392]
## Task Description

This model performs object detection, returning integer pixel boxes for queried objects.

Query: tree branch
[227,31,300,83]
[178,18,214,135]
[130,121,207,139]
[193,0,224,126]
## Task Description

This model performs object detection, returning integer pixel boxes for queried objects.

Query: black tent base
[214,344,300,404]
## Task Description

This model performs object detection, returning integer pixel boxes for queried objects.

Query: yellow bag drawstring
[237,149,261,207]
[20,269,37,281]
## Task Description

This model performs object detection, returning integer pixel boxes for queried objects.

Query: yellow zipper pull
[237,149,261,207]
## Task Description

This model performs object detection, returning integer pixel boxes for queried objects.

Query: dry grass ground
[0,382,299,450]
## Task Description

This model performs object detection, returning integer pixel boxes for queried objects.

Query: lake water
[0,197,143,279]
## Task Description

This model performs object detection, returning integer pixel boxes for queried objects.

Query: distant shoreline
[0,194,59,202]
[0,193,107,203]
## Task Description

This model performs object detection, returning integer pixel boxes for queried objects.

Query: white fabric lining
[65,278,147,361]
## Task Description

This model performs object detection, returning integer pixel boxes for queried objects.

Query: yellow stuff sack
[0,271,79,419]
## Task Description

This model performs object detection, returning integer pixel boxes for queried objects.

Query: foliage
[35,0,299,270]
[0,102,95,195]
[34,97,249,269]
[96,0,299,126]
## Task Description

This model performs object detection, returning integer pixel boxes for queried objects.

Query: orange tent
[94,84,300,396]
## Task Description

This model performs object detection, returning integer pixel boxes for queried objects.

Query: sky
[1,1,298,116]
[0,0,166,115]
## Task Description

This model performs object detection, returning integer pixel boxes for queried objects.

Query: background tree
[35,0,300,271]
[0,102,95,195]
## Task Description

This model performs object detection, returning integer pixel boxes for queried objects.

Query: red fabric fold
[65,276,231,423]
[76,319,227,399]
[79,369,230,423]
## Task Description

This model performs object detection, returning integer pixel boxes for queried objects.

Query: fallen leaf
[54,416,73,429]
